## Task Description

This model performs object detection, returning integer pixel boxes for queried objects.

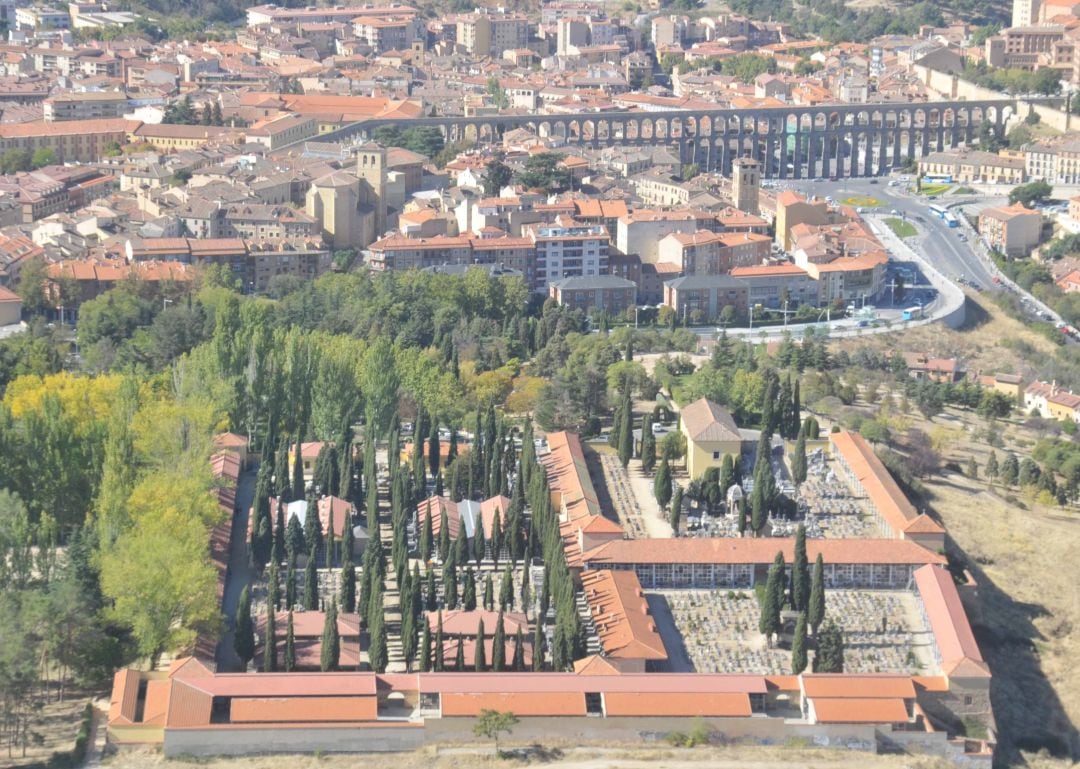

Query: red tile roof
[812,697,909,724]
[581,570,667,661]
[604,691,751,717]
[913,565,989,678]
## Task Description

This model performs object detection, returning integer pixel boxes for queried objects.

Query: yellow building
[679,397,743,479]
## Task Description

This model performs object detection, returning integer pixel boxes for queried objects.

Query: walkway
[216,465,258,672]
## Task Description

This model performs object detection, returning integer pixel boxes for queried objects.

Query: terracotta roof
[573,655,624,675]
[426,610,528,637]
[231,696,376,723]
[801,674,916,699]
[581,570,667,661]
[542,431,603,523]
[830,431,942,538]
[0,285,19,303]
[811,697,909,724]
[108,669,141,726]
[680,397,741,443]
[582,537,946,567]
[603,692,750,717]
[913,565,989,678]
[416,673,767,695]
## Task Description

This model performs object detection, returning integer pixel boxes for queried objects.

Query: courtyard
[650,588,939,676]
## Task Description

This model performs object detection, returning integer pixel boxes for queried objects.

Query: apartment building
[656,230,771,274]
[353,13,425,53]
[526,219,608,290]
[977,202,1042,257]
[0,119,137,163]
[456,9,529,57]
[549,275,637,315]
[663,274,749,321]
[44,91,130,122]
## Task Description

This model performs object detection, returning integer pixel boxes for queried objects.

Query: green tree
[669,484,683,534]
[474,617,487,671]
[813,620,845,673]
[284,610,296,672]
[31,147,55,169]
[473,709,519,756]
[234,585,255,669]
[320,599,340,671]
[640,415,656,473]
[617,400,634,468]
[792,524,810,611]
[492,611,506,672]
[369,605,388,672]
[516,152,571,193]
[808,554,825,635]
[791,426,807,486]
[759,552,783,643]
[791,612,808,674]
[340,559,356,613]
[263,600,277,672]
[986,451,999,485]
[304,555,318,610]
[654,457,672,509]
[484,159,513,196]
[1000,453,1019,486]
[1009,180,1052,207]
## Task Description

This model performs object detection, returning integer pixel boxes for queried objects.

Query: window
[964,695,973,706]
[712,451,721,460]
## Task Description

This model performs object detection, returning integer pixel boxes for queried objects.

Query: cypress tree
[286,560,297,609]
[420,621,432,672]
[669,485,683,535]
[512,626,525,671]
[772,551,787,612]
[808,553,826,635]
[640,415,656,473]
[341,511,354,565]
[463,567,477,611]
[304,555,318,610]
[474,618,487,671]
[420,506,433,562]
[519,565,531,612]
[454,524,468,567]
[326,505,336,568]
[654,458,672,509]
[492,612,506,672]
[617,396,634,468]
[473,515,485,564]
[737,495,748,535]
[438,508,450,562]
[273,498,286,566]
[759,553,783,642]
[483,573,494,611]
[263,600,277,672]
[435,611,445,672]
[402,600,417,668]
[369,607,387,673]
[234,585,255,669]
[428,419,440,480]
[340,559,356,613]
[490,512,502,569]
[719,454,735,507]
[293,435,305,498]
[267,559,280,610]
[286,514,305,562]
[284,610,296,672]
[443,562,458,609]
[425,566,437,611]
[792,524,810,611]
[275,436,291,498]
[791,426,808,486]
[499,563,514,611]
[791,613,808,674]
[321,599,340,671]
[532,620,545,671]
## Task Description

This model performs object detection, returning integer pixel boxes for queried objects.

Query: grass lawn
[917,183,952,196]
[884,217,917,238]
[841,195,882,207]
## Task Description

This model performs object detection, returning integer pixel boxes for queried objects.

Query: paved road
[216,465,257,672]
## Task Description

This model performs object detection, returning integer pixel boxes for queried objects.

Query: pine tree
[759,552,783,642]
[792,525,810,611]
[654,457,672,508]
[321,600,341,671]
[791,612,808,674]
[499,563,514,611]
[234,586,255,668]
[474,618,487,671]
[420,621,432,672]
[1001,453,1019,486]
[284,610,296,672]
[463,567,477,611]
[808,554,825,635]
[986,451,999,485]
[304,555,318,610]
[483,573,494,611]
[791,426,808,486]
[640,415,656,473]
[340,559,356,613]
[492,612,506,672]
[512,626,525,671]
[263,600,277,672]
